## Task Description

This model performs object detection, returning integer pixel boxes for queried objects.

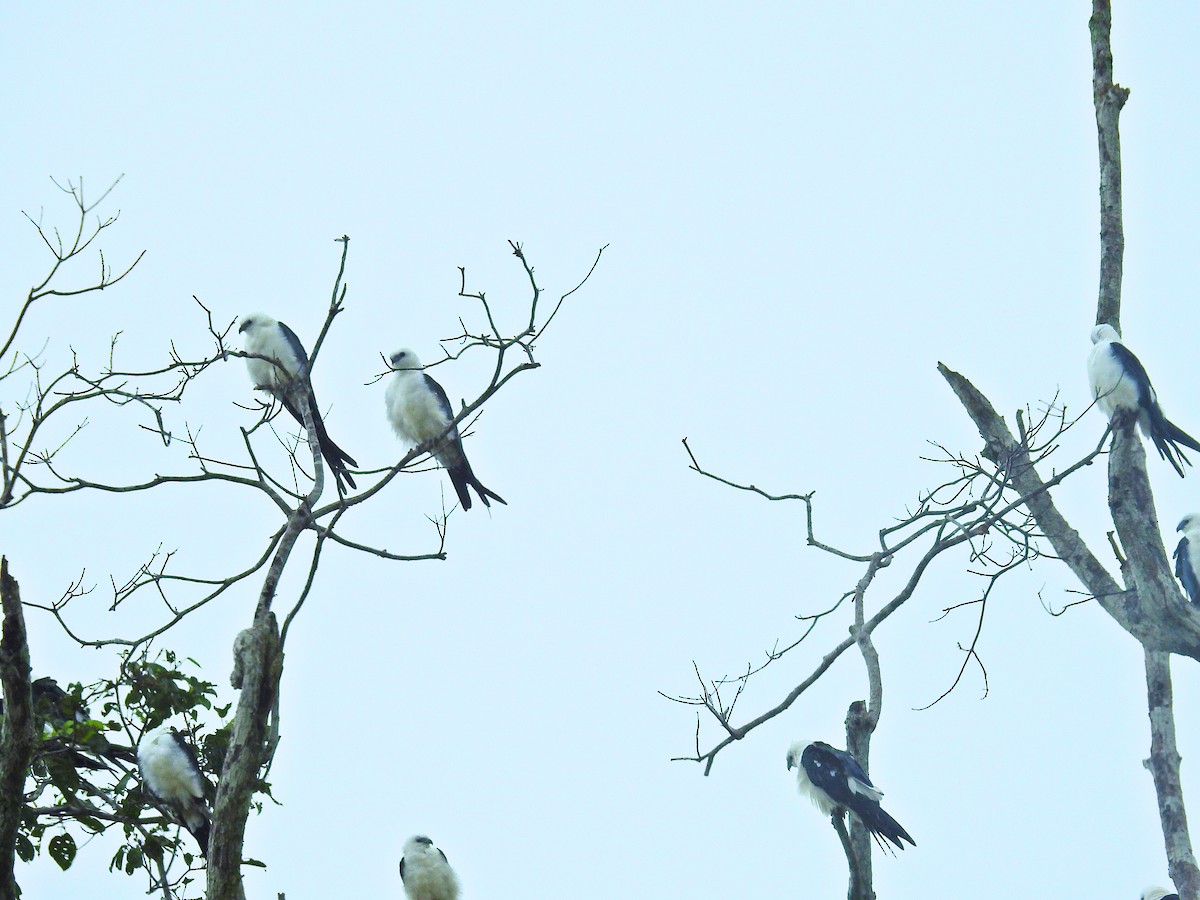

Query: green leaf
[15,835,34,863]
[143,835,164,863]
[78,815,104,834]
[124,847,142,875]
[242,857,267,868]
[47,833,76,871]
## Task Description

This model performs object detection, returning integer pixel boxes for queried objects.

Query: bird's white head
[139,722,179,754]
[404,835,435,854]
[1141,886,1177,900]
[786,740,814,771]
[1091,323,1120,345]
[238,313,278,337]
[1178,514,1200,534]
[388,348,424,372]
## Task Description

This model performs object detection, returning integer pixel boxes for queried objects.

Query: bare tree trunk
[0,559,35,900]
[1090,0,1129,328]
[208,611,280,900]
[844,701,875,900]
[207,384,315,900]
[1144,651,1199,900]
[841,554,886,900]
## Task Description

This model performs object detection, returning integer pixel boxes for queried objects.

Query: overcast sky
[3,3,1200,898]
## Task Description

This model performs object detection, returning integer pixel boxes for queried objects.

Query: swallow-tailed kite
[239,313,357,493]
[786,740,915,851]
[137,724,212,858]
[1174,514,1200,604]
[399,835,460,900]
[0,677,87,724]
[1142,887,1179,900]
[0,677,134,770]
[385,349,506,511]
[1088,324,1200,477]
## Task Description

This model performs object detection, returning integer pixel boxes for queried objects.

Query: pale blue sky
[3,4,1199,898]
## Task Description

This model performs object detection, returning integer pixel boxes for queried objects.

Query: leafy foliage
[10,648,248,897]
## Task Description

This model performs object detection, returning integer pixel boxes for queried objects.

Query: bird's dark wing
[170,730,205,782]
[276,321,312,371]
[1175,537,1199,603]
[423,374,458,426]
[1107,341,1156,408]
[804,742,915,850]
[802,742,862,809]
[831,744,876,790]
[259,326,357,492]
[31,677,67,706]
[422,373,505,510]
[1109,341,1200,476]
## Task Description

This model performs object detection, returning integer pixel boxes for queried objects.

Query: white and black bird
[786,740,915,851]
[1088,324,1200,477]
[239,313,357,493]
[1142,887,1179,900]
[0,677,88,725]
[0,677,135,770]
[384,349,506,511]
[1174,514,1200,604]
[399,835,459,900]
[137,724,212,858]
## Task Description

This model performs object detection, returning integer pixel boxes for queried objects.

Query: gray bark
[1144,651,1199,899]
[0,559,35,900]
[1090,0,1129,328]
[207,382,317,900]
[939,366,1200,659]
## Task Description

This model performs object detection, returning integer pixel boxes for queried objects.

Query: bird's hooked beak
[1179,518,1191,533]
[238,320,251,334]
[786,756,794,771]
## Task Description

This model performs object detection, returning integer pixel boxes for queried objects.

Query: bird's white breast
[1087,342,1138,418]
[402,851,459,900]
[794,764,836,816]
[386,372,450,446]
[139,736,203,803]
[244,327,300,389]
[246,354,279,389]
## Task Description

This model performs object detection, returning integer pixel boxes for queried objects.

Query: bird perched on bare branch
[786,739,915,851]
[239,313,357,493]
[385,348,506,511]
[137,724,212,858]
[1173,514,1200,604]
[1088,324,1200,476]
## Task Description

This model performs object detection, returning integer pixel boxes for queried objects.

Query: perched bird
[1141,887,1179,900]
[1088,324,1200,477]
[137,724,212,858]
[1174,514,1200,604]
[399,835,459,900]
[0,677,87,723]
[786,740,915,851]
[384,349,506,511]
[239,313,357,493]
[0,677,134,770]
